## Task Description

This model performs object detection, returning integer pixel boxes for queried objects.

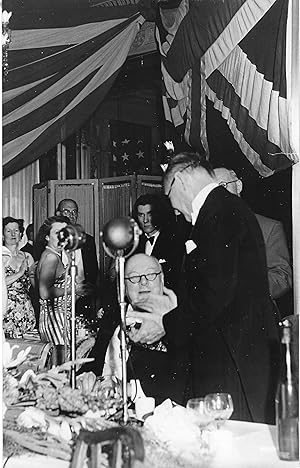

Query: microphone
[101,217,140,258]
[57,224,87,251]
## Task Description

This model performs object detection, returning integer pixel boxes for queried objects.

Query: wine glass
[186,398,213,430]
[204,393,234,429]
[186,398,214,456]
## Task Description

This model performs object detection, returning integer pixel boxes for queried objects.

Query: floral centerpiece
[2,340,144,467]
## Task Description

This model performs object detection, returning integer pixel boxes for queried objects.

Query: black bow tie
[147,236,155,245]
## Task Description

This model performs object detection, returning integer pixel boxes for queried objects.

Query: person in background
[56,199,99,320]
[21,223,35,260]
[21,223,40,326]
[132,193,184,292]
[2,217,36,338]
[126,152,279,424]
[213,167,292,302]
[35,215,86,363]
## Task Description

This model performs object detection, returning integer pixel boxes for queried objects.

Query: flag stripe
[202,0,277,78]
[216,45,292,151]
[157,0,294,176]
[4,19,133,118]
[5,15,138,91]
[10,19,126,50]
[206,69,293,170]
[10,4,140,30]
[3,6,144,177]
[3,70,119,177]
[4,69,99,144]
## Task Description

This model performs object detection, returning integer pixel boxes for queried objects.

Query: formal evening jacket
[136,229,185,292]
[164,187,279,423]
[81,233,99,285]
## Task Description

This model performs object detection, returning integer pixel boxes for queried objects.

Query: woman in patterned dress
[2,217,36,338]
[35,216,72,363]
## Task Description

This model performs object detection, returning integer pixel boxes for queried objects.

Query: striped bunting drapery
[156,0,298,177]
[3,2,145,178]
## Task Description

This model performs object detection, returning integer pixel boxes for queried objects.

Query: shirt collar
[145,230,160,240]
[191,183,219,225]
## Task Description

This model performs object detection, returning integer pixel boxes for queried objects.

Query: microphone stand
[70,251,77,389]
[102,218,140,425]
[116,254,129,424]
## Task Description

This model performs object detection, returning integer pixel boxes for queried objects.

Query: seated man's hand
[132,286,177,315]
[126,310,166,344]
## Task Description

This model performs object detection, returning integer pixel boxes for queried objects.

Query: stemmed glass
[186,397,214,455]
[204,393,234,429]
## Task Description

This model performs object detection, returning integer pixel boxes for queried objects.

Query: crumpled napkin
[144,399,201,462]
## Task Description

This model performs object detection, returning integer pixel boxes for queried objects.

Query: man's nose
[140,275,149,286]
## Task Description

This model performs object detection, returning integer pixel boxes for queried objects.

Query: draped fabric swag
[156,0,298,176]
[3,2,145,178]
[3,0,297,180]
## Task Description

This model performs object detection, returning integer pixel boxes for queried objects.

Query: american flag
[110,120,151,175]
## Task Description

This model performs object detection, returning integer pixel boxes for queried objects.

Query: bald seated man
[214,168,292,300]
[80,254,189,404]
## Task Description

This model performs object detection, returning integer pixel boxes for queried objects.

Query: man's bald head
[125,254,164,304]
[214,167,243,196]
[56,199,79,224]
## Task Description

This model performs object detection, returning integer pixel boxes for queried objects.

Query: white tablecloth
[4,420,299,468]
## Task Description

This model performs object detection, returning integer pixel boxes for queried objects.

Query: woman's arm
[38,254,66,300]
[4,257,27,286]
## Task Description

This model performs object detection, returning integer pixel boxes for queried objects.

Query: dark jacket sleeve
[82,234,99,285]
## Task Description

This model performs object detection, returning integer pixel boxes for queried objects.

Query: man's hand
[132,286,177,314]
[126,310,166,344]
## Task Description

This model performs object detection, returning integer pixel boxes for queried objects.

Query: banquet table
[3,420,299,468]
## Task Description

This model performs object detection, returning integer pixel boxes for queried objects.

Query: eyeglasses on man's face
[62,208,78,216]
[125,271,162,284]
[166,163,196,197]
[218,179,240,189]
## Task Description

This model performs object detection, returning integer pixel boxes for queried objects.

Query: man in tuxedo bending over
[56,198,99,319]
[127,152,279,424]
[133,194,184,292]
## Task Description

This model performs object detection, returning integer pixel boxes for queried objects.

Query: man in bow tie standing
[127,152,279,424]
[133,194,184,292]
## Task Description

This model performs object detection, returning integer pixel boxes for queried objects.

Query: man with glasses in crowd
[126,152,279,424]
[56,198,99,319]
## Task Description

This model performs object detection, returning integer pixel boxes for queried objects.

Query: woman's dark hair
[132,193,175,231]
[3,217,25,237]
[34,215,69,261]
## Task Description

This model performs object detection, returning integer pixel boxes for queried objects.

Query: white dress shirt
[191,183,219,226]
[145,230,160,255]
